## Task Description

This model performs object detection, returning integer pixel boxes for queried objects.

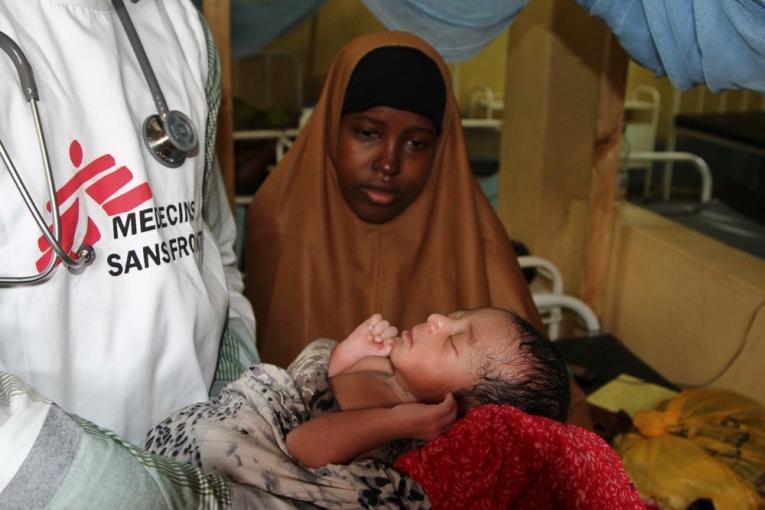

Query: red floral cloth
[394,405,645,509]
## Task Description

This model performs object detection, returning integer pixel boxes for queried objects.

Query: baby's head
[389,307,570,422]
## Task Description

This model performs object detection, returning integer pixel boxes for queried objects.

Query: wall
[232,0,509,116]
[447,33,509,115]
[232,0,384,112]
[498,0,626,312]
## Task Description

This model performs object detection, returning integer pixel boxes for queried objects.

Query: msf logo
[36,140,152,272]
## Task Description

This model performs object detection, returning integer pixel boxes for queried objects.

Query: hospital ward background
[1,0,764,508]
[225,1,765,509]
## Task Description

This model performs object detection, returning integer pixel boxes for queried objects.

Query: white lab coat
[0,0,254,444]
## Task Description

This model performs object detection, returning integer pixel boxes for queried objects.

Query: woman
[245,31,540,368]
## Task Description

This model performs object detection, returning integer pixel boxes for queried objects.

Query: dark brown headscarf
[245,31,540,367]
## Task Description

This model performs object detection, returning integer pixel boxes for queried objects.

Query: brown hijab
[245,31,540,367]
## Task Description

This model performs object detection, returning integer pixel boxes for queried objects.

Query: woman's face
[335,106,438,223]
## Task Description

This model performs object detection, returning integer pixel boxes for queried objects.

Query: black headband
[341,46,446,134]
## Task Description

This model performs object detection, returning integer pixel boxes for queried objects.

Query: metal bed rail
[626,151,713,203]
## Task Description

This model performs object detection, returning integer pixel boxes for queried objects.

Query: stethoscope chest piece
[143,110,198,168]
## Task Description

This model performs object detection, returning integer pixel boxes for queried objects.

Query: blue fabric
[355,0,765,92]
[193,0,325,59]
[197,0,765,93]
[359,0,529,62]
[579,0,765,92]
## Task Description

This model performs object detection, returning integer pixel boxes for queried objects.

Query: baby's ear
[452,390,474,416]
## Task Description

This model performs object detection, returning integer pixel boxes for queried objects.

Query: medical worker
[0,0,256,444]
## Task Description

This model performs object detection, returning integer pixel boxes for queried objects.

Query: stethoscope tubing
[111,0,169,120]
[0,31,37,101]
[0,35,93,285]
[0,0,186,286]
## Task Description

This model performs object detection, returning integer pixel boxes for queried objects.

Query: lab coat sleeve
[206,157,257,343]
[205,157,260,394]
[200,13,259,393]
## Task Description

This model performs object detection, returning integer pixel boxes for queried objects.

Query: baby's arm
[328,314,398,377]
[286,394,457,468]
[330,360,403,411]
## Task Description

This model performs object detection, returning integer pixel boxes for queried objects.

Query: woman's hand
[329,314,398,376]
[392,393,458,441]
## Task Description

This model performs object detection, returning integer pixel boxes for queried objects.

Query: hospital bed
[468,86,504,122]
[620,89,765,260]
[620,145,765,261]
[519,255,601,339]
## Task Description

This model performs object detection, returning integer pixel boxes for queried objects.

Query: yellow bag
[615,388,765,510]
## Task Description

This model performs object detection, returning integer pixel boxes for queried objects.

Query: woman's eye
[406,138,428,150]
[357,128,378,140]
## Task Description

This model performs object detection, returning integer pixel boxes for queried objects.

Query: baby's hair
[454,308,571,422]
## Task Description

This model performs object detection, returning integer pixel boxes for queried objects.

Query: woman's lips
[361,185,397,206]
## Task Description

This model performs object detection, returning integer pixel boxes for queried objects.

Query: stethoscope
[0,0,198,286]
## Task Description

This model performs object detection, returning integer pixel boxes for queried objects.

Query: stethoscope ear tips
[142,111,198,168]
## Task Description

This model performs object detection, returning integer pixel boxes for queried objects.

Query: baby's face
[389,308,516,403]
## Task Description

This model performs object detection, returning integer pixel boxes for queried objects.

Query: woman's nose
[373,144,400,179]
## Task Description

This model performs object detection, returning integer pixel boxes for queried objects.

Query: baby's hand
[328,314,398,377]
[364,313,399,347]
[392,393,458,442]
[344,314,397,356]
